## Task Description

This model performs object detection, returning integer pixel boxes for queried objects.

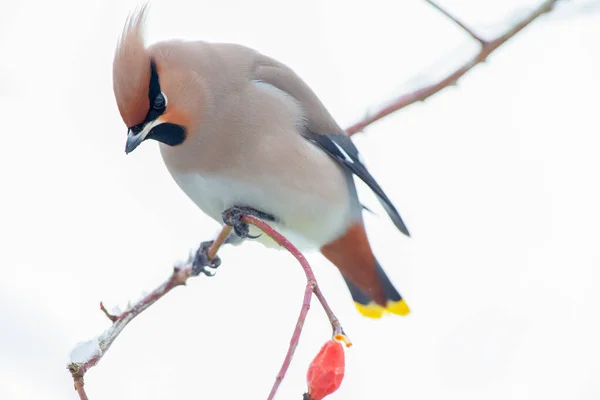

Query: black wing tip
[308,132,412,237]
[389,211,411,237]
[379,198,411,237]
[397,221,411,237]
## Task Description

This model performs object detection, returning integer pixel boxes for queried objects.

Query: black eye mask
[128,61,165,133]
[125,60,186,151]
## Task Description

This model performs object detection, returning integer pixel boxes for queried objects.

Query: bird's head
[113,5,204,154]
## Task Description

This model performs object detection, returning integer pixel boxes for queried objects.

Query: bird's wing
[303,132,410,237]
[252,56,410,237]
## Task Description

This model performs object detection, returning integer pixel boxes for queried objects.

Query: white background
[1,0,599,399]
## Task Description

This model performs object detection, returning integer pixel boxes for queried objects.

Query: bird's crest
[113,4,152,128]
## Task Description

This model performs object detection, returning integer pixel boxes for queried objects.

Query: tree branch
[345,0,560,136]
[73,378,88,400]
[424,0,487,44]
[68,264,193,399]
[67,219,350,400]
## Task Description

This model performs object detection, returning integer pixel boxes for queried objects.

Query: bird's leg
[222,205,276,239]
[191,240,222,277]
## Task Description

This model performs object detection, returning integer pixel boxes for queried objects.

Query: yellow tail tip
[354,299,411,318]
[387,299,411,316]
[354,302,385,319]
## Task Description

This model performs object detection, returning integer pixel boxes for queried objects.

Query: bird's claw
[191,241,222,277]
[222,206,276,239]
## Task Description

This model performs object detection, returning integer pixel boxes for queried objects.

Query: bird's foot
[222,205,276,239]
[191,240,222,277]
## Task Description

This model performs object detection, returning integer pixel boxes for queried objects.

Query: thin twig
[99,301,118,322]
[424,0,487,44]
[240,216,351,400]
[73,377,88,400]
[268,283,314,400]
[244,217,349,343]
[67,264,193,399]
[346,0,559,135]
[208,225,233,260]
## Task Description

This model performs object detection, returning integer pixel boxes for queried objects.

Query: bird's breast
[167,168,352,250]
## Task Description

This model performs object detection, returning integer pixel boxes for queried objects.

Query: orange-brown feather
[159,107,191,130]
[321,222,387,306]
[113,4,151,128]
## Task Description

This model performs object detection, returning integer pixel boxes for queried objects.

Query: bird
[113,5,411,318]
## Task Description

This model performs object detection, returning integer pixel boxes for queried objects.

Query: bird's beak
[125,129,145,154]
[125,120,158,154]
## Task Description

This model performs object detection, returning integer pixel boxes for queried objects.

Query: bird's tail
[343,260,410,319]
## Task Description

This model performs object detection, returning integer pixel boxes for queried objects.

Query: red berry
[306,340,345,400]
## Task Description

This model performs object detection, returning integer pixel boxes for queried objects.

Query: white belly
[170,172,351,250]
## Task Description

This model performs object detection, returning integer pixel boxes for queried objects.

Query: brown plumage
[113,4,151,128]
[321,223,387,306]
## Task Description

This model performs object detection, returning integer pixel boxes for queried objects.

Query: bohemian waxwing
[113,5,411,318]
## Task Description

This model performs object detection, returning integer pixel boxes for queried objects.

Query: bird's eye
[153,93,166,110]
